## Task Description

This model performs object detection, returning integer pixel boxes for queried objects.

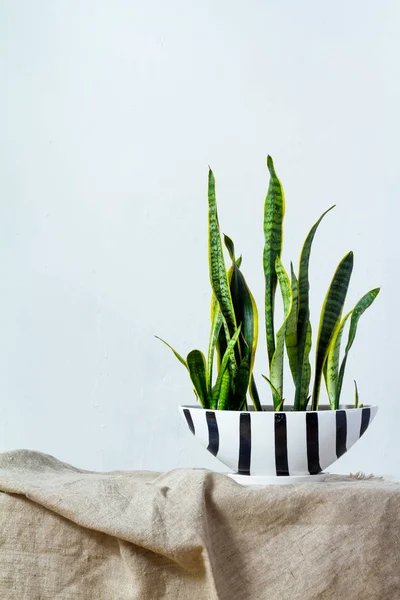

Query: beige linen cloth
[0,450,399,600]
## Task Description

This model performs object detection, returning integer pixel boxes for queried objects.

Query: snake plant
[157,157,379,411]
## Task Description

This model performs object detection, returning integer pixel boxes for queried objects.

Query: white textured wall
[1,0,398,477]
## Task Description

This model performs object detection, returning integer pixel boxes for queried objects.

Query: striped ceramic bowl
[180,405,378,480]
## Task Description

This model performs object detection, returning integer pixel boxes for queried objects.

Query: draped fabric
[0,450,399,599]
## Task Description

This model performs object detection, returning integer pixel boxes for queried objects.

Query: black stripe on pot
[274,413,289,476]
[183,409,195,435]
[336,410,347,458]
[306,412,322,474]
[360,407,371,437]
[206,411,219,456]
[238,412,251,475]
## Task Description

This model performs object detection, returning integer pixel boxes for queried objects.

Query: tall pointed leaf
[285,263,298,383]
[187,350,208,408]
[325,310,352,408]
[335,288,380,408]
[294,206,335,410]
[155,336,187,369]
[270,258,292,402]
[345,288,381,351]
[208,169,237,338]
[311,251,354,410]
[264,156,285,367]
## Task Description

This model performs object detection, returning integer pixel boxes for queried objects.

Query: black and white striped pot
[180,405,378,485]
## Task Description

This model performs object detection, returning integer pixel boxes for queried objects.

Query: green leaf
[155,336,187,369]
[299,321,312,410]
[246,287,259,375]
[311,251,354,410]
[208,169,237,338]
[264,156,285,367]
[216,322,228,371]
[187,350,208,408]
[218,323,242,377]
[335,288,380,408]
[285,263,298,384]
[229,259,259,369]
[224,234,236,263]
[224,234,259,406]
[270,257,292,402]
[217,369,231,410]
[262,374,284,411]
[249,374,262,412]
[354,380,359,409]
[325,310,352,408]
[207,301,223,392]
[294,206,335,410]
[223,235,242,367]
[232,355,251,410]
[346,288,381,353]
[213,252,241,377]
[212,324,242,408]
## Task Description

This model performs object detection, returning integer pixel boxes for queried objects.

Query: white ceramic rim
[180,404,378,414]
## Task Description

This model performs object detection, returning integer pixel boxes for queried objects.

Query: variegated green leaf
[208,169,237,338]
[210,291,218,322]
[346,288,381,352]
[155,336,187,369]
[299,321,312,410]
[223,235,243,367]
[264,156,285,367]
[311,251,354,410]
[217,369,231,410]
[285,263,298,384]
[335,288,380,408]
[294,206,335,410]
[232,354,251,410]
[246,285,260,409]
[270,257,292,402]
[187,350,208,408]
[212,324,242,408]
[214,258,241,377]
[207,304,223,392]
[325,310,352,408]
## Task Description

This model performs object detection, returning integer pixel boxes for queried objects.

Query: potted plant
[157,157,379,484]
